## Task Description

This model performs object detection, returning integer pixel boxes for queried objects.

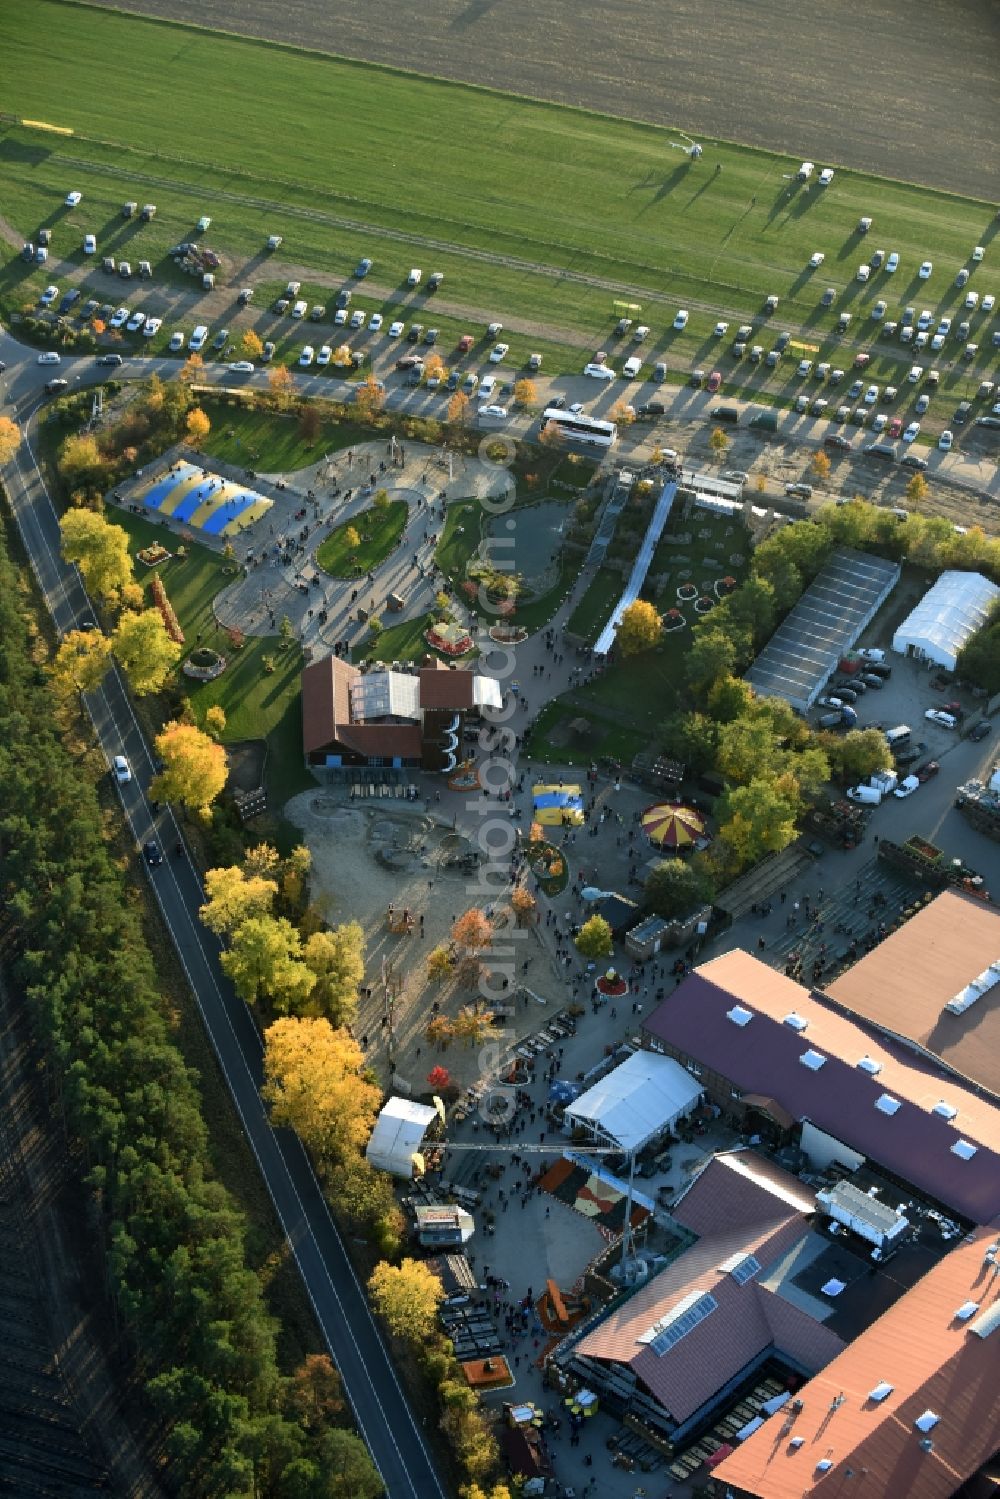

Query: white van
[847,784,881,805]
[798,161,815,181]
[189,325,208,351]
[407,268,422,286]
[622,355,643,378]
[884,725,910,747]
[479,374,496,400]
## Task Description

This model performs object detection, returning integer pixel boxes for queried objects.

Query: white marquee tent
[564,1050,703,1155]
[892,570,1000,673]
[366,1096,438,1178]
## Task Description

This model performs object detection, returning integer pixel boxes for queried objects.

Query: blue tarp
[533,790,583,812]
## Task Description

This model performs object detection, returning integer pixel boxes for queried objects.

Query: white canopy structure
[892,570,1000,672]
[366,1097,438,1178]
[564,1050,702,1154]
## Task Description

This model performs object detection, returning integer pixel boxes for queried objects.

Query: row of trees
[0,520,380,1496]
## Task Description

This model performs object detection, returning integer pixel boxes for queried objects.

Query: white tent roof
[564,1050,703,1154]
[366,1096,437,1177]
[892,570,1000,672]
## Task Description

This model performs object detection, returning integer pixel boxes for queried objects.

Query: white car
[350,309,366,330]
[918,260,933,279]
[228,360,255,373]
[871,413,888,432]
[369,313,383,332]
[113,754,132,784]
[126,310,145,332]
[938,429,954,451]
[142,316,162,337]
[317,344,332,365]
[797,359,813,376]
[925,709,956,728]
[915,394,930,414]
[938,317,952,335]
[569,402,585,415]
[291,300,308,319]
[893,775,920,798]
[907,365,924,383]
[818,168,834,186]
[65,190,82,207]
[583,362,615,379]
[902,421,920,442]
[965,290,980,310]
[478,404,508,420]
[479,374,496,399]
[37,350,62,365]
[972,245,985,262]
[108,306,128,329]
[886,251,899,272]
[713,320,729,337]
[856,264,870,283]
[917,309,934,330]
[39,285,59,306]
[809,252,825,268]
[673,309,689,330]
[334,308,348,325]
[83,233,97,254]
[388,319,404,337]
[872,300,886,319]
[299,346,315,366]
[488,342,509,363]
[169,331,185,351]
[983,294,996,313]
[863,384,879,405]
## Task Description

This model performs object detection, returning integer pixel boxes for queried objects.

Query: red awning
[705,1443,734,1470]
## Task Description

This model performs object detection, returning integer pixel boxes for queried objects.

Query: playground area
[133,459,274,536]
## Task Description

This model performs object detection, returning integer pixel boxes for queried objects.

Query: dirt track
[87,0,1000,198]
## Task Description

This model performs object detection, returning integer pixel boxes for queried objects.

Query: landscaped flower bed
[663,608,686,632]
[693,595,715,614]
[182,647,227,681]
[136,543,171,568]
[150,574,185,644]
[526,839,569,896]
[676,582,699,602]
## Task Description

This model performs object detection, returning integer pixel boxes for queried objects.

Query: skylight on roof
[968,1303,1000,1340]
[932,1100,958,1120]
[729,1254,762,1286]
[799,1049,827,1071]
[816,1459,833,1472]
[857,1055,882,1076]
[783,1012,808,1032]
[951,1139,977,1160]
[869,1381,893,1403]
[875,1094,902,1116]
[915,1411,940,1432]
[727,1006,753,1027]
[955,1301,979,1321]
[944,959,1000,1015]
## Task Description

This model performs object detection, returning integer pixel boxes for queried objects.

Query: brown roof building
[301,654,500,770]
[569,1153,848,1439]
[642,951,1000,1224]
[827,890,1000,1099]
[714,1224,1000,1499]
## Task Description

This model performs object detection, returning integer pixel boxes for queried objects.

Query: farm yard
[82,0,1000,200]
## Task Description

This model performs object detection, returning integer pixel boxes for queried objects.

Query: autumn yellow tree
[344,525,362,552]
[186,407,211,447]
[610,400,636,426]
[453,1005,494,1045]
[811,450,831,482]
[425,1015,454,1049]
[302,923,365,1026]
[222,914,316,1011]
[538,418,564,448]
[368,1259,443,1343]
[267,364,295,409]
[48,628,112,701]
[617,598,663,657]
[372,488,389,511]
[451,909,493,951]
[513,379,537,408]
[204,704,227,739]
[427,945,454,982]
[179,352,204,383]
[510,887,537,925]
[575,914,613,959]
[709,427,730,458]
[262,1016,381,1164]
[60,509,133,600]
[0,416,20,466]
[447,391,469,427]
[112,609,182,695]
[245,842,281,877]
[151,719,228,813]
[354,374,386,421]
[422,353,445,381]
[906,472,929,505]
[200,865,278,936]
[240,329,264,360]
[57,432,107,492]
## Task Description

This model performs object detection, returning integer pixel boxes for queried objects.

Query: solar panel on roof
[648,1292,718,1356]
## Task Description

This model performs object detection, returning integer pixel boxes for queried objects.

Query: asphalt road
[0,335,445,1499]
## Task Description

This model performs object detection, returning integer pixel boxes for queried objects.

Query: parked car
[915,760,941,781]
[969,721,992,742]
[924,709,957,728]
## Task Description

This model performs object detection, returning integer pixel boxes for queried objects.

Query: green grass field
[107,508,311,804]
[316,500,408,576]
[199,397,368,471]
[1,0,993,409]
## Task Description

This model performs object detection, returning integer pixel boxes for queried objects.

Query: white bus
[541,408,618,449]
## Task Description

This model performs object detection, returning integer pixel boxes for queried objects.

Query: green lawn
[111,509,311,806]
[355,611,435,664]
[566,571,623,643]
[0,1,992,417]
[316,500,408,576]
[436,499,483,583]
[200,397,369,473]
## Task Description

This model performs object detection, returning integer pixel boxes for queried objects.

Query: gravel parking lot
[89,0,1000,197]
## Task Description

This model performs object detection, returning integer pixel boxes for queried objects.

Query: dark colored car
[970,720,992,741]
[98,352,124,366]
[548,395,566,409]
[865,662,892,679]
[637,401,665,418]
[915,760,940,782]
[336,288,352,309]
[953,401,972,426]
[143,840,163,867]
[860,673,884,689]
[824,434,851,451]
[894,748,920,766]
